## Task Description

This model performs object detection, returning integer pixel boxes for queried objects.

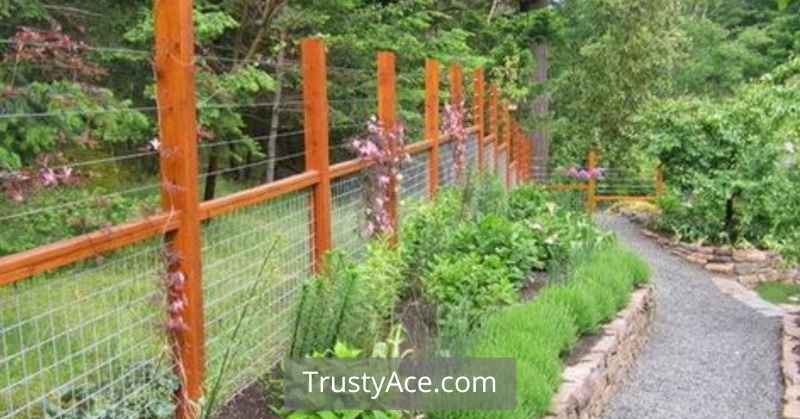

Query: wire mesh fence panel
[439,141,456,189]
[201,189,313,403]
[484,143,495,174]
[465,133,479,174]
[331,173,368,261]
[596,168,657,197]
[0,241,173,419]
[399,151,430,219]
[497,148,508,189]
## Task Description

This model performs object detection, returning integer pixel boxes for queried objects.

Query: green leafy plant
[421,253,517,342]
[291,242,406,357]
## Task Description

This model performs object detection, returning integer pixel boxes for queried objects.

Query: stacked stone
[782,313,800,419]
[641,229,800,288]
[545,286,655,419]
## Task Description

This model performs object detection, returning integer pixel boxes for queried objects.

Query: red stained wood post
[504,102,512,187]
[449,64,464,106]
[425,59,440,198]
[473,68,485,171]
[153,0,205,417]
[301,38,332,273]
[586,146,598,213]
[490,84,499,172]
[377,52,398,235]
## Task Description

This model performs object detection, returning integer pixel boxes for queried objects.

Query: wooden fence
[0,1,532,418]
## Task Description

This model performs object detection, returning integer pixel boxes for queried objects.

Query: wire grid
[438,141,456,189]
[399,151,430,219]
[483,143,495,174]
[1,240,172,419]
[331,173,368,261]
[200,189,312,403]
[597,169,657,196]
[497,148,509,189]
[530,156,557,183]
[465,133,479,174]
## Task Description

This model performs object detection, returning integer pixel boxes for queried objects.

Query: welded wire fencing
[0,10,532,418]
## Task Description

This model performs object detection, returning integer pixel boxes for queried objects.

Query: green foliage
[435,243,650,419]
[281,341,404,419]
[450,215,546,284]
[552,0,686,163]
[0,184,158,256]
[421,253,517,339]
[41,360,177,419]
[0,82,151,169]
[755,281,800,304]
[634,58,800,256]
[291,242,406,357]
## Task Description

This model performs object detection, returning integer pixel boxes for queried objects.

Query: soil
[215,369,284,419]
[565,331,604,367]
[521,271,549,301]
[397,296,437,355]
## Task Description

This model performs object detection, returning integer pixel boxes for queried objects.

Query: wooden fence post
[448,64,464,106]
[655,166,665,196]
[377,52,398,235]
[153,0,205,417]
[490,84,498,173]
[426,59,440,198]
[301,38,332,273]
[586,146,598,213]
[504,102,512,187]
[474,68,485,171]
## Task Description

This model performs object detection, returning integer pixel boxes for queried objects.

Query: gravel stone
[597,215,782,419]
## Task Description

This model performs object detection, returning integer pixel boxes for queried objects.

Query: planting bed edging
[545,285,655,419]
[783,312,800,419]
[639,228,800,289]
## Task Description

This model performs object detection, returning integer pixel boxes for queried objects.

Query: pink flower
[39,168,57,187]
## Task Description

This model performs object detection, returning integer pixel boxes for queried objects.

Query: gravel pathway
[598,215,783,419]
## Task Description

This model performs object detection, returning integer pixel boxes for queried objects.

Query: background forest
[0,0,799,256]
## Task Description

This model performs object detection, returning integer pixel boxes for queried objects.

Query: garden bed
[546,286,655,419]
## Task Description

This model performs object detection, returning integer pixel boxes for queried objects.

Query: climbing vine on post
[350,116,409,237]
[442,102,467,182]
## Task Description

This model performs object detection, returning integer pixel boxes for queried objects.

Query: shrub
[505,184,553,222]
[421,253,517,341]
[537,282,603,334]
[449,215,547,285]
[400,190,462,277]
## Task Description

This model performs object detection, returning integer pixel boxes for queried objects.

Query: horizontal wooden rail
[0,125,480,287]
[546,183,590,192]
[595,195,656,202]
[0,212,181,286]
[198,170,321,220]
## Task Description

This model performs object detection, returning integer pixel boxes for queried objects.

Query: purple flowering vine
[442,101,467,181]
[350,116,410,237]
[566,166,605,181]
[160,249,189,336]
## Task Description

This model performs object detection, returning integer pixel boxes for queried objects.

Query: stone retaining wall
[545,286,655,419]
[640,229,800,288]
[783,312,800,419]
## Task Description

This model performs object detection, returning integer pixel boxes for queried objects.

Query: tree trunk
[203,153,219,201]
[520,0,550,180]
[264,37,286,183]
[724,190,740,243]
